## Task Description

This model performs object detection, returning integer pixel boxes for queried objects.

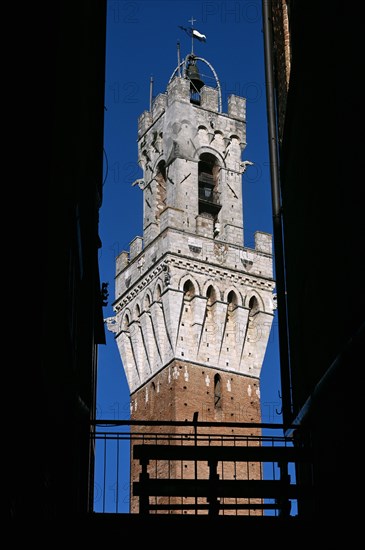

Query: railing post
[139,457,150,515]
[208,459,220,515]
[277,460,291,517]
[193,412,198,514]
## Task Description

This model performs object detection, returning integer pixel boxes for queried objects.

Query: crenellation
[116,250,129,275]
[167,76,191,105]
[138,110,153,138]
[254,231,272,254]
[129,236,143,260]
[152,93,167,120]
[200,85,219,111]
[227,94,246,121]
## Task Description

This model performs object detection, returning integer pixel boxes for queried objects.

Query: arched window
[204,285,216,335]
[227,290,238,312]
[155,283,162,301]
[214,374,222,409]
[198,153,221,219]
[206,285,216,306]
[122,314,130,331]
[183,280,195,299]
[144,293,151,310]
[248,296,259,316]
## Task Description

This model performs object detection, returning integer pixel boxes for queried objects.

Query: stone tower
[107,51,275,513]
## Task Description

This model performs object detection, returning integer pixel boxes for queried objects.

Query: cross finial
[188,16,196,27]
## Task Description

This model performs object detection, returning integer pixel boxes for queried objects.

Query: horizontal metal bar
[91,419,290,430]
[147,502,279,511]
[133,444,311,463]
[133,479,310,499]
[92,433,291,444]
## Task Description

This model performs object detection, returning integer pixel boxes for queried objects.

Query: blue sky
[95,0,282,513]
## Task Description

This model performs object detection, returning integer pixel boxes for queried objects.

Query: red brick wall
[130,361,262,515]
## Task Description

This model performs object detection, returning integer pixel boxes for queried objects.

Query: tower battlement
[110,52,275,395]
[138,76,246,141]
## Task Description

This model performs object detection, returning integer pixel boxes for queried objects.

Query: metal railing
[198,186,220,204]
[91,419,312,516]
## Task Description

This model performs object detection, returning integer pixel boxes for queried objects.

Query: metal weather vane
[178,16,207,54]
[174,16,222,112]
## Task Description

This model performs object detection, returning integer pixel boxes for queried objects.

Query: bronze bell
[186,62,204,93]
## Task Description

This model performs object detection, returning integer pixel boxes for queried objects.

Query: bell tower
[107,49,276,513]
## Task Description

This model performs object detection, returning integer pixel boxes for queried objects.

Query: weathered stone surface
[112,73,275,394]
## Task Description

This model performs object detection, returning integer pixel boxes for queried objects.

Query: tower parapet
[112,53,274,395]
